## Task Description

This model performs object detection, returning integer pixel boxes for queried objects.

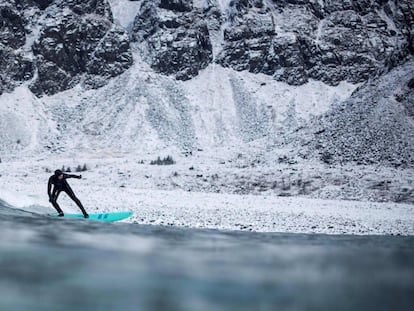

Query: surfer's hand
[48,196,52,202]
[77,175,82,179]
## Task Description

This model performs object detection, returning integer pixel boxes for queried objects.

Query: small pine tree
[82,164,87,171]
[76,165,82,172]
[164,155,175,165]
[150,155,175,165]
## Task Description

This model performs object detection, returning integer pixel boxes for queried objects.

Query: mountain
[0,0,413,202]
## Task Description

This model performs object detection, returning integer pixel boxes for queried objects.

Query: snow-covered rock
[131,0,213,80]
[217,0,413,86]
[0,1,34,94]
[1,0,133,96]
[1,0,413,92]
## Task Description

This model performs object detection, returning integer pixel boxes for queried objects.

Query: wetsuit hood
[54,169,63,176]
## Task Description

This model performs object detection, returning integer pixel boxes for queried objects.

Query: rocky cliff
[0,0,133,96]
[0,1,34,95]
[127,0,413,85]
[1,0,413,95]
[130,0,213,80]
[216,0,413,85]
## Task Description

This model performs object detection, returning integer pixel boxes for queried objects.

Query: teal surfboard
[50,211,133,222]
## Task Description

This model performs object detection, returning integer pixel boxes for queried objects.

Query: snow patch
[108,0,142,30]
[0,86,52,155]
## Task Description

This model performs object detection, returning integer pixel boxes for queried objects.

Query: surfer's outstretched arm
[63,173,82,179]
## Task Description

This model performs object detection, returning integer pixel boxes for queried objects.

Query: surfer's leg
[64,187,89,218]
[51,190,64,216]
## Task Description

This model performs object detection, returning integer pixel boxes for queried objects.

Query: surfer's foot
[84,213,89,219]
[58,213,64,217]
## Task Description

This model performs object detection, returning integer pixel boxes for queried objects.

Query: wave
[0,198,49,218]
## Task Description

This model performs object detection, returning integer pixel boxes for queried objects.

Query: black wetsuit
[48,173,88,217]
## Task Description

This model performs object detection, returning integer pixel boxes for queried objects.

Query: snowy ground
[1,154,413,236]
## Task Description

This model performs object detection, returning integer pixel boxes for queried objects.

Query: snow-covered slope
[3,52,412,167]
[3,59,354,156]
[308,58,414,168]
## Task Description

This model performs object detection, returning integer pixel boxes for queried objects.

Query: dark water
[0,200,413,311]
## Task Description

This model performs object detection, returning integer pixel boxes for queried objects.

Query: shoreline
[1,156,413,236]
[1,184,413,236]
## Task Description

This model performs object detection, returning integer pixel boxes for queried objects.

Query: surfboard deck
[50,211,133,222]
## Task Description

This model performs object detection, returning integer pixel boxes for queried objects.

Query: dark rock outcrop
[14,0,54,10]
[217,0,414,86]
[1,0,132,96]
[1,0,413,95]
[0,49,34,94]
[159,0,193,13]
[30,0,132,96]
[55,0,113,22]
[0,2,34,95]
[29,0,132,96]
[129,0,412,85]
[131,0,213,81]
[0,3,25,48]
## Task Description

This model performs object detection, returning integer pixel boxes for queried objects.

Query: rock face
[55,0,113,19]
[29,0,132,96]
[131,0,213,81]
[128,0,412,85]
[0,0,132,97]
[216,0,414,86]
[0,2,34,95]
[1,0,413,95]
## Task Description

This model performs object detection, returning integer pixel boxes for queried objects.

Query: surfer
[47,169,89,218]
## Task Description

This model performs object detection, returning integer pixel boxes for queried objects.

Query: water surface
[0,201,413,311]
